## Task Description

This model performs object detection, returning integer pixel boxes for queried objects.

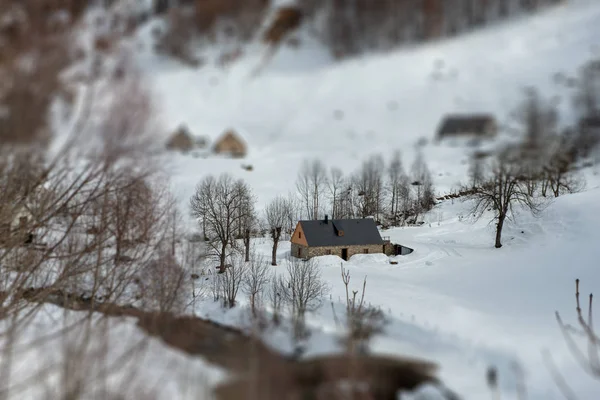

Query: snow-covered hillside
[122,1,600,398]
[192,170,600,400]
[14,0,596,399]
[134,0,600,213]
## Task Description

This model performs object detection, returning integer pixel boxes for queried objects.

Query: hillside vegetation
[154,0,567,62]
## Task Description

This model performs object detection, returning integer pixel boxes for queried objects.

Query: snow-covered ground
[135,0,600,213]
[12,0,598,399]
[0,304,227,399]
[126,0,600,398]
[188,168,599,399]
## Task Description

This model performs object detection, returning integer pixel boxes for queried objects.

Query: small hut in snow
[212,129,247,158]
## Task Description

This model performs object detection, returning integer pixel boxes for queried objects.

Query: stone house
[213,129,247,158]
[290,216,393,261]
[435,114,497,141]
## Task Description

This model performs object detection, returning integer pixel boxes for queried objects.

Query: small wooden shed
[436,114,497,141]
[166,125,195,152]
[213,129,247,158]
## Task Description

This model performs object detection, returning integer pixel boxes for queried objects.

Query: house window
[363,248,369,254]
[298,232,302,239]
[326,249,332,255]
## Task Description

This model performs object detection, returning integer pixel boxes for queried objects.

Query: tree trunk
[219,242,227,273]
[272,239,279,266]
[114,237,121,265]
[541,177,549,197]
[271,227,281,266]
[244,229,250,262]
[495,215,505,248]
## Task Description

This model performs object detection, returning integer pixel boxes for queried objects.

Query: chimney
[324,215,329,223]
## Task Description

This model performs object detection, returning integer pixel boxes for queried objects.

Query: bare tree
[281,256,329,337]
[513,88,559,195]
[243,252,270,316]
[353,154,386,220]
[296,158,328,220]
[410,151,435,222]
[284,192,303,239]
[542,134,585,197]
[387,150,410,223]
[518,88,558,150]
[572,59,600,158]
[267,274,286,326]
[463,147,544,248]
[549,278,600,399]
[0,28,185,397]
[265,196,294,266]
[210,273,221,302]
[190,174,255,273]
[237,186,256,263]
[107,176,155,265]
[339,264,387,355]
[468,153,485,189]
[327,167,345,219]
[136,250,189,313]
[220,256,247,308]
[573,59,600,120]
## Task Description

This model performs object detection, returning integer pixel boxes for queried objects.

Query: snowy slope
[124,1,600,399]
[194,172,598,400]
[0,304,226,399]
[135,0,600,213]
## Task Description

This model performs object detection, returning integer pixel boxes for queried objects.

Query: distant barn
[436,114,497,141]
[166,125,194,152]
[213,129,247,158]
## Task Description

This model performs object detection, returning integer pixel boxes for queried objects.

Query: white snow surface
[128,1,600,398]
[190,174,600,399]
[19,1,600,399]
[136,0,600,213]
[0,304,227,399]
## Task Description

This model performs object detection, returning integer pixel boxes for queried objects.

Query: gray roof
[437,114,495,137]
[299,218,384,247]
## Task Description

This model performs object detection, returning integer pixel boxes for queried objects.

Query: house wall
[214,134,247,157]
[291,243,385,260]
[309,244,385,259]
[291,242,308,259]
[290,222,307,246]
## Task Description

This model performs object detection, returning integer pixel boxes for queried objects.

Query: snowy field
[134,0,600,213]
[128,0,600,398]
[188,169,599,400]
[11,0,598,399]
[0,304,227,399]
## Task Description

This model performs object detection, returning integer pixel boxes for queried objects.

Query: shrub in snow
[278,256,329,340]
[242,253,270,316]
[136,253,188,313]
[339,264,387,355]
